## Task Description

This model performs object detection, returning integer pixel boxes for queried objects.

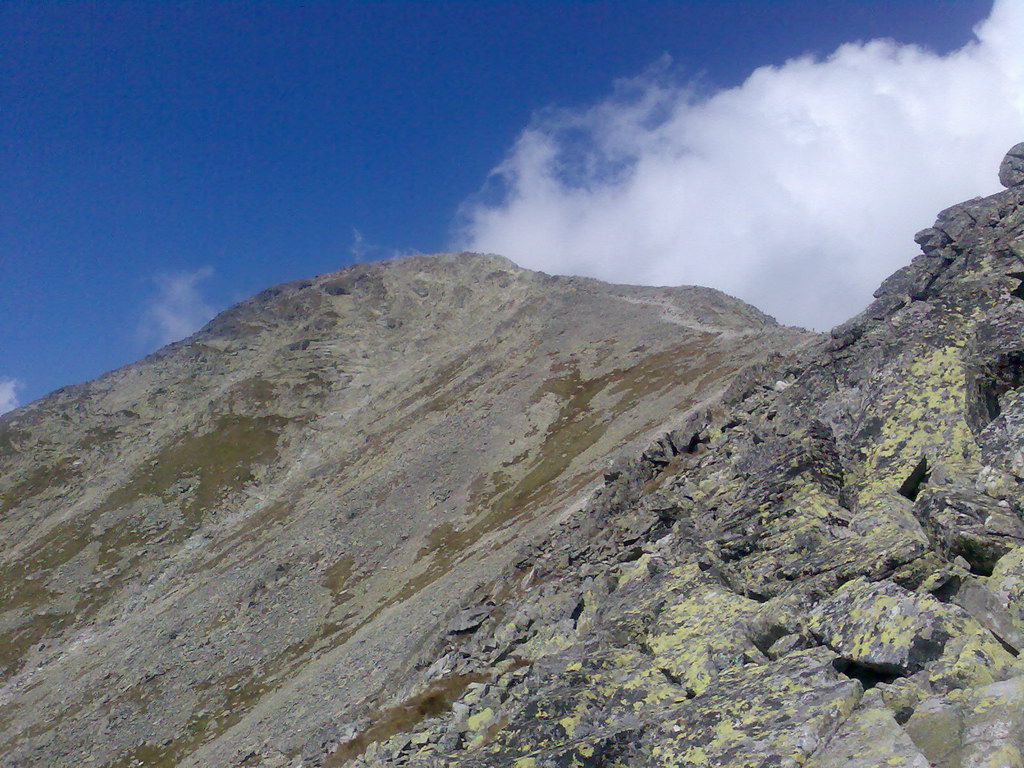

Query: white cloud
[0,378,20,415]
[139,267,217,348]
[350,227,422,263]
[350,227,372,261]
[457,0,1024,329]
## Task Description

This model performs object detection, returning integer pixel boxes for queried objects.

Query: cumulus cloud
[139,267,217,348]
[457,0,1024,329]
[0,378,20,415]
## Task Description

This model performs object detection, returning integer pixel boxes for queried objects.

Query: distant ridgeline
[1,143,1024,767]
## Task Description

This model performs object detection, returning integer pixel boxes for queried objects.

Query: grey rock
[906,676,1024,768]
[447,606,491,635]
[914,227,953,257]
[5,147,1024,768]
[999,142,1024,188]
[991,547,1024,637]
[806,696,929,768]
[766,633,808,660]
[639,649,862,768]
[915,488,1024,575]
[951,576,1024,652]
[808,579,967,675]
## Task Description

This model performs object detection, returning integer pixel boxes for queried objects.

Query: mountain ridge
[0,249,807,767]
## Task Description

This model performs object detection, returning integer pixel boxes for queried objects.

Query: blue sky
[1,0,1013,410]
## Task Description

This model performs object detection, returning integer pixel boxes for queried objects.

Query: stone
[644,586,764,695]
[876,673,933,724]
[904,695,965,768]
[999,142,1024,188]
[915,488,1024,575]
[992,548,1024,634]
[926,626,1018,693]
[914,227,953,257]
[951,575,1024,651]
[805,696,929,768]
[906,676,1024,768]
[640,649,862,768]
[766,633,806,660]
[448,606,491,635]
[808,579,967,674]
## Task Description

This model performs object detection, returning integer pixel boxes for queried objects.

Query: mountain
[2,143,1023,768]
[0,254,808,766]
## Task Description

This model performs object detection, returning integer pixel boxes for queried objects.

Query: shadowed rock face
[0,254,807,767]
[4,145,1024,768]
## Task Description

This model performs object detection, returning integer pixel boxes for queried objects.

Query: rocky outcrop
[316,145,1024,768]
[3,144,1024,768]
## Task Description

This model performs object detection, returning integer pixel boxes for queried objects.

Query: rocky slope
[323,144,1024,768]
[3,145,1024,768]
[0,254,808,766]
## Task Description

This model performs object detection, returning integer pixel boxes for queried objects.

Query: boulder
[448,605,492,635]
[914,227,953,257]
[951,575,1024,652]
[999,142,1024,188]
[808,578,967,674]
[906,676,1024,767]
[640,649,861,768]
[806,693,929,768]
[926,626,1018,693]
[914,488,1024,575]
[991,547,1024,636]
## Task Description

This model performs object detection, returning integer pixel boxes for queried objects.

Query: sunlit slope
[0,253,808,767]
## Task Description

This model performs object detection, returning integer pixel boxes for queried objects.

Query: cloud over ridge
[139,267,217,349]
[457,0,1024,329]
[0,378,20,415]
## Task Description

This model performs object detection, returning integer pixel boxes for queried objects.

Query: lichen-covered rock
[951,575,1024,651]
[999,142,1024,188]
[992,547,1024,636]
[903,695,965,768]
[805,693,929,768]
[876,673,934,724]
[925,625,1018,693]
[644,586,764,695]
[808,578,968,674]
[906,676,1024,768]
[640,649,861,768]
[979,390,1024,478]
[915,488,1024,574]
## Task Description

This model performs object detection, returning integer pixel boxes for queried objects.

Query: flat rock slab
[809,578,968,674]
[640,648,861,768]
[906,675,1024,768]
[806,696,929,768]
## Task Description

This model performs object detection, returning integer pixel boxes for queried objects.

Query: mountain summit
[3,145,1024,768]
